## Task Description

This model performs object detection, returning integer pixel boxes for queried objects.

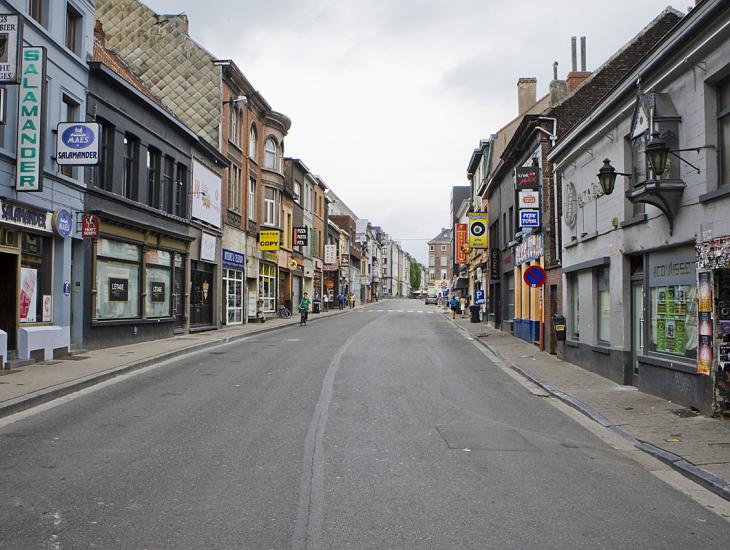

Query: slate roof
[428,228,451,244]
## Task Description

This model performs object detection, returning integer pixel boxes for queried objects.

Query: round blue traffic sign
[523,265,546,288]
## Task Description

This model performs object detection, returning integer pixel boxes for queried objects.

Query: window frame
[174,163,188,218]
[596,266,611,344]
[248,176,257,221]
[65,2,83,56]
[228,164,242,213]
[146,147,162,209]
[123,134,140,201]
[264,137,278,170]
[248,124,257,160]
[718,77,730,188]
[60,95,79,178]
[28,0,47,27]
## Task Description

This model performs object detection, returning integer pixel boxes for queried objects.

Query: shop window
[95,239,141,320]
[719,78,730,188]
[145,248,172,318]
[65,3,83,56]
[648,250,698,361]
[19,233,52,323]
[597,266,611,344]
[174,163,187,217]
[259,263,276,313]
[224,268,244,324]
[505,272,515,321]
[123,135,139,201]
[568,272,579,339]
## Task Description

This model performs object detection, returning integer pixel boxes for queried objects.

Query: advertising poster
[697,271,713,376]
[698,271,712,312]
[42,295,52,322]
[191,160,222,228]
[150,281,165,303]
[698,335,712,376]
[109,278,129,302]
[19,267,37,323]
[467,212,488,249]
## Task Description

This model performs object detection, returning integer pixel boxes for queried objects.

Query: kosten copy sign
[192,160,222,228]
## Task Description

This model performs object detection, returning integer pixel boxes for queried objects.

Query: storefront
[87,220,190,349]
[0,199,73,357]
[259,261,277,314]
[222,248,245,325]
[512,234,543,344]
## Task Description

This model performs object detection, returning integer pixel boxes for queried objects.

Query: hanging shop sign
[222,248,245,270]
[258,230,280,251]
[490,248,500,280]
[324,244,337,264]
[200,232,217,262]
[0,198,51,232]
[340,254,350,267]
[518,190,540,209]
[294,226,308,246]
[191,159,222,228]
[0,14,22,84]
[52,209,73,238]
[515,166,539,189]
[456,223,468,264]
[56,122,101,165]
[322,264,338,272]
[514,234,544,265]
[81,213,100,238]
[519,209,540,228]
[16,46,46,192]
[467,212,488,249]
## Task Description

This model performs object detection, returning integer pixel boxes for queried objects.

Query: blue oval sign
[53,209,73,238]
[61,125,95,149]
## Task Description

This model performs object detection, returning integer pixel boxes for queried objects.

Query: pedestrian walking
[337,292,346,310]
[348,292,355,309]
[449,295,458,319]
[323,293,330,311]
[459,295,467,318]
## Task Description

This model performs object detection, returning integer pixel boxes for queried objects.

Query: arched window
[264,137,278,170]
[248,125,257,159]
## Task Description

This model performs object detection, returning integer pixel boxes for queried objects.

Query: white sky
[143,0,687,263]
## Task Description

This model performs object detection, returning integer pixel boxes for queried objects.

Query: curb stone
[450,319,730,503]
[0,307,354,420]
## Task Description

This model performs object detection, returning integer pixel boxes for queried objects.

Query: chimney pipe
[517,77,537,115]
[553,61,558,80]
[580,36,587,71]
[570,36,577,72]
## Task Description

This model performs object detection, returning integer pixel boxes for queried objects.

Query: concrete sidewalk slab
[447,312,730,502]
[0,305,365,419]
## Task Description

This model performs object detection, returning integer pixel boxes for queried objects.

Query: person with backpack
[299,292,312,326]
[449,295,459,319]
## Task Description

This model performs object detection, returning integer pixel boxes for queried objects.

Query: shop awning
[453,277,469,290]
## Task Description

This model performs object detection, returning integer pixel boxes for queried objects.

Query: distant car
[425,295,438,305]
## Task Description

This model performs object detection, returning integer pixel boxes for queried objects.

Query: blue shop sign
[222,248,245,270]
[519,209,540,228]
[52,209,73,238]
[475,289,486,305]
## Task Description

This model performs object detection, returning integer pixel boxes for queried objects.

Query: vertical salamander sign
[16,47,46,192]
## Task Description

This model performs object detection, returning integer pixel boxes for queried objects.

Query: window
[147,148,161,209]
[19,234,52,323]
[144,248,172,318]
[161,156,174,213]
[429,245,434,251]
[429,270,435,281]
[264,186,279,226]
[259,263,276,313]
[248,177,256,221]
[440,256,447,267]
[123,135,139,201]
[229,106,242,146]
[94,121,114,192]
[441,245,446,252]
[174,163,187,217]
[719,78,730,187]
[568,273,579,339]
[28,0,46,26]
[223,268,244,324]
[294,181,301,203]
[264,137,278,170]
[429,255,434,266]
[508,207,514,242]
[228,164,241,213]
[60,96,79,178]
[441,271,447,280]
[248,125,257,160]
[648,248,697,360]
[65,3,83,56]
[597,267,610,343]
[95,239,141,320]
[505,272,515,321]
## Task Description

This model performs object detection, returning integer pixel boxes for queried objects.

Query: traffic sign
[523,265,546,288]
[475,289,486,305]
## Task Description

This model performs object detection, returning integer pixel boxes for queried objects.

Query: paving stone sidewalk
[0,305,361,418]
[447,310,730,500]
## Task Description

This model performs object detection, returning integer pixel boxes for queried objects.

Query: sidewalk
[447,310,730,502]
[0,305,362,419]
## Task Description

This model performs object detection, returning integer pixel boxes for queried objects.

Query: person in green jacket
[299,292,312,326]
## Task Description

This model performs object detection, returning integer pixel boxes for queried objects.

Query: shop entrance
[190,260,214,327]
[0,252,18,350]
[631,282,644,386]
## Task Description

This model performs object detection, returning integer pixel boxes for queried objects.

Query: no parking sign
[523,265,546,288]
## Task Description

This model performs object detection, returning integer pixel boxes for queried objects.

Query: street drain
[436,426,539,452]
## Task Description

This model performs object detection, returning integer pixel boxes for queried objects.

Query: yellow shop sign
[258,230,280,251]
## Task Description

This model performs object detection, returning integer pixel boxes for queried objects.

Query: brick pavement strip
[0,306,363,419]
[447,311,730,502]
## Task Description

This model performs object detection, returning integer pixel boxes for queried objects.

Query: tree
[409,259,421,290]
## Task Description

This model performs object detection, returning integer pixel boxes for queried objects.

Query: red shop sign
[82,214,100,238]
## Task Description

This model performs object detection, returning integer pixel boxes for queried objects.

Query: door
[631,282,644,386]
[173,254,186,330]
[190,262,214,327]
[0,252,18,350]
[549,284,558,354]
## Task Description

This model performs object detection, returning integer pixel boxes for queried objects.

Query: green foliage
[409,259,421,289]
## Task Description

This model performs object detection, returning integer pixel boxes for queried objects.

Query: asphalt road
[1,299,729,549]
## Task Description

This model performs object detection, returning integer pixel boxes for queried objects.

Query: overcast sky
[143,0,686,263]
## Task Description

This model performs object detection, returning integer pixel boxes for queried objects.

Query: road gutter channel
[0,307,362,420]
[448,317,730,503]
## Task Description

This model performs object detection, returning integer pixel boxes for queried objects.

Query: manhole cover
[436,426,539,452]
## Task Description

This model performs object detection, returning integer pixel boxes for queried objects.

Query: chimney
[549,61,568,108]
[517,77,537,114]
[94,20,106,47]
[566,35,591,93]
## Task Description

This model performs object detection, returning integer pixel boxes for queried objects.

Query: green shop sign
[16,46,46,192]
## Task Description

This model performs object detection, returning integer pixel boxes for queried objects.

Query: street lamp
[645,132,669,177]
[597,159,630,196]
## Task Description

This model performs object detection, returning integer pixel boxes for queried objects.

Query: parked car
[425,293,438,305]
